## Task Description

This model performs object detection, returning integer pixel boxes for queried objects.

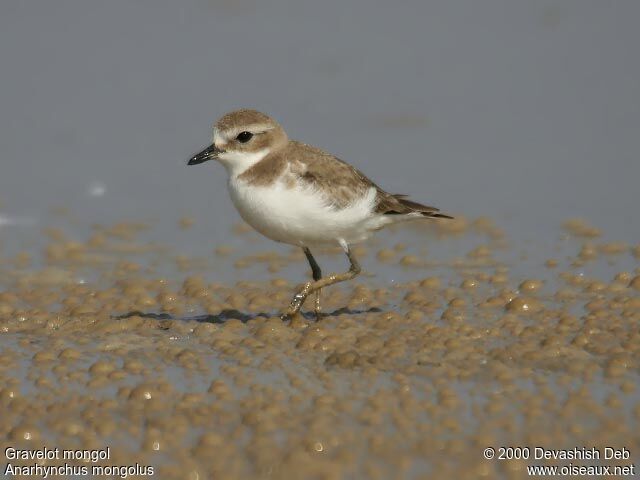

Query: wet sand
[0,216,638,479]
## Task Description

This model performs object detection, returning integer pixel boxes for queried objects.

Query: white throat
[217,148,270,178]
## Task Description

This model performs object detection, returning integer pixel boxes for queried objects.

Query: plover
[188,109,452,319]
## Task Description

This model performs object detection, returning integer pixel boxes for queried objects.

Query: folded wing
[292,141,452,219]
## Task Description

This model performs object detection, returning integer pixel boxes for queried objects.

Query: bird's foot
[279,310,308,328]
[284,282,312,315]
[279,311,297,321]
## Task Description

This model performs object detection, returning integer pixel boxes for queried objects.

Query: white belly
[227,177,389,246]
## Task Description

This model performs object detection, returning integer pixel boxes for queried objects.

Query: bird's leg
[314,290,322,319]
[285,242,361,319]
[303,247,323,320]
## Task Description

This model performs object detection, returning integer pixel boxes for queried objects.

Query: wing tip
[427,212,454,220]
[392,196,454,219]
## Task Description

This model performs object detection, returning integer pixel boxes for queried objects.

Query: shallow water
[1,0,639,478]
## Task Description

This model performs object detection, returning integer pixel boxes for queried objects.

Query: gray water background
[1,0,638,280]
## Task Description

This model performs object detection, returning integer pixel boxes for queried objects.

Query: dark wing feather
[380,196,454,219]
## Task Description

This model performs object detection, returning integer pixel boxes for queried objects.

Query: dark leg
[303,247,323,319]
[285,242,361,318]
[303,247,322,281]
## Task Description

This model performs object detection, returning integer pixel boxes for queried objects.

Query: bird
[188,109,452,320]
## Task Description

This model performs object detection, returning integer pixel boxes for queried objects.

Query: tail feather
[383,194,454,219]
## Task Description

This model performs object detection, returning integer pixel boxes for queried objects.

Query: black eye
[236,131,253,143]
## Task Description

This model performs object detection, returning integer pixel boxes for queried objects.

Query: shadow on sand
[115,306,383,325]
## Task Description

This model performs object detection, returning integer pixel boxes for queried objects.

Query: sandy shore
[0,217,638,479]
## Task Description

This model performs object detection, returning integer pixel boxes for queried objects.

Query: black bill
[188,144,221,165]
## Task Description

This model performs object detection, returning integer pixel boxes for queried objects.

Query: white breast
[227,174,389,247]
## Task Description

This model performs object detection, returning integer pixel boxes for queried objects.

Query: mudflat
[1,215,638,479]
